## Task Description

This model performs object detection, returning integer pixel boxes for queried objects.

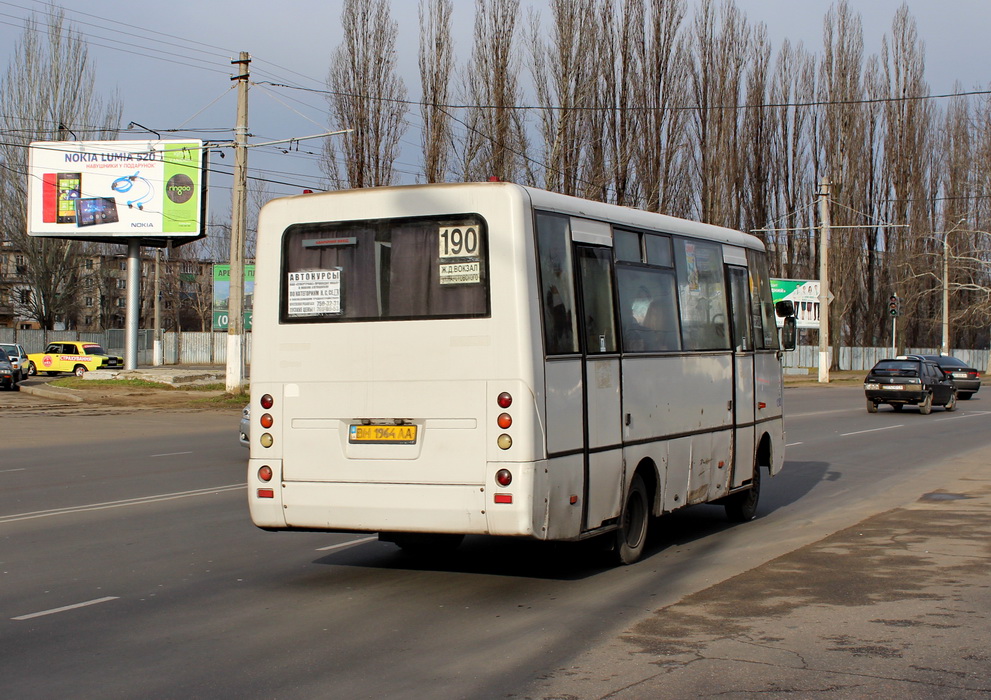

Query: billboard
[771,278,822,329]
[213,264,254,331]
[27,139,206,239]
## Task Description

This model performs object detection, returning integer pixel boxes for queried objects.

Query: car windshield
[872,361,919,376]
[0,348,8,362]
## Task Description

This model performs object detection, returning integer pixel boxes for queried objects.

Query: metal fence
[0,328,251,367]
[0,326,985,372]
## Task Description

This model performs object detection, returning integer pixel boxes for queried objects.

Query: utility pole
[818,178,831,384]
[227,51,250,393]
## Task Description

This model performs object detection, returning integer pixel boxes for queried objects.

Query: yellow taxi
[26,341,123,377]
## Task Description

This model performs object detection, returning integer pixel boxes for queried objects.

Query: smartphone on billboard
[56,172,81,224]
[42,173,57,223]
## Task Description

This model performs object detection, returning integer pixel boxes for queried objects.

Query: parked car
[0,347,17,391]
[0,342,29,383]
[26,341,123,377]
[864,357,956,414]
[905,354,981,400]
[240,405,250,447]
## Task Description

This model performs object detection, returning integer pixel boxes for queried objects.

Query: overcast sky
[1,0,989,207]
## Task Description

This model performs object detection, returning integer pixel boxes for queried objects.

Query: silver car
[0,343,28,384]
[239,405,250,447]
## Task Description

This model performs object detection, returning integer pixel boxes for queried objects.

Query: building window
[117,298,127,308]
[119,261,127,271]
[117,279,126,289]
[85,258,94,270]
[85,297,94,307]
[19,289,30,304]
[84,315,93,325]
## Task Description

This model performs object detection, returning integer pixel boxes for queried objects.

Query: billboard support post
[125,239,141,370]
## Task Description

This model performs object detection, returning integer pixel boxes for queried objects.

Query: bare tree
[418,0,454,183]
[323,0,408,189]
[458,0,531,183]
[529,0,597,196]
[634,0,690,215]
[0,6,121,329]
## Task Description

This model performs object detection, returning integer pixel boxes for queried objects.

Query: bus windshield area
[280,215,489,323]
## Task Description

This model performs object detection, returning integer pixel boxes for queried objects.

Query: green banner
[162,142,201,234]
[213,263,255,331]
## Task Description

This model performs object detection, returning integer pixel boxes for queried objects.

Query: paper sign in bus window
[287,269,342,316]
[438,224,482,285]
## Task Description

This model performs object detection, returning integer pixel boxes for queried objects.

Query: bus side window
[536,213,579,355]
[616,266,681,353]
[578,247,617,354]
[674,239,730,351]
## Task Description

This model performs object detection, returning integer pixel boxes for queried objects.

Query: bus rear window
[280,215,489,322]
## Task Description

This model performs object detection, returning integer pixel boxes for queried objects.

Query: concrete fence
[1,326,985,372]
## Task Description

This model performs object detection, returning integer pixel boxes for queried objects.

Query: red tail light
[258,465,273,482]
[497,392,512,408]
[257,488,274,499]
[260,394,274,409]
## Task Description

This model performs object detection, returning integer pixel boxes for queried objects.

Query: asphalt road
[1,385,988,699]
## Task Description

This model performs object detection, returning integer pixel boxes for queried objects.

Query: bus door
[574,244,623,531]
[727,265,756,487]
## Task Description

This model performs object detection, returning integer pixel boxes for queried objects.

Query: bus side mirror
[780,316,797,351]
[775,300,795,318]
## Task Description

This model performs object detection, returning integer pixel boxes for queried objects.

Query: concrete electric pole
[226,51,250,393]
[818,178,831,384]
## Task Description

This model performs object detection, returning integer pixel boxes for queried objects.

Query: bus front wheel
[725,466,761,522]
[613,474,649,565]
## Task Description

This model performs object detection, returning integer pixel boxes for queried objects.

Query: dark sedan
[865,357,956,414]
[912,354,981,399]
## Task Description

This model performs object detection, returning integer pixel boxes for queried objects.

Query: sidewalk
[525,448,991,698]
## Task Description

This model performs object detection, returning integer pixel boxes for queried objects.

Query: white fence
[0,326,985,372]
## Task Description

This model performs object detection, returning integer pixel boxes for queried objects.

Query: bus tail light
[260,394,274,409]
[497,434,512,450]
[257,488,274,499]
[260,433,274,448]
[497,392,512,408]
[258,465,273,482]
[495,469,512,486]
[260,413,274,429]
[494,493,512,504]
[497,412,512,429]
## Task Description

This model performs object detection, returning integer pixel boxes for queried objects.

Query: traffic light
[888,295,900,317]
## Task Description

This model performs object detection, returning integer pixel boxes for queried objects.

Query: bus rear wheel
[725,465,761,522]
[613,474,649,565]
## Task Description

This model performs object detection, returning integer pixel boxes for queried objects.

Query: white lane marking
[316,536,379,552]
[0,468,26,473]
[0,484,246,524]
[841,425,904,436]
[786,442,803,447]
[13,596,119,621]
[150,451,193,457]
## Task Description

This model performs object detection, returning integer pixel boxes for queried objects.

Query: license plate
[887,385,904,391]
[953,372,967,378]
[349,424,417,444]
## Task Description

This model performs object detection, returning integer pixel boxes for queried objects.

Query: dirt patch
[24,379,243,411]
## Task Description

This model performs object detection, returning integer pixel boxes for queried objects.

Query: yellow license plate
[349,424,418,444]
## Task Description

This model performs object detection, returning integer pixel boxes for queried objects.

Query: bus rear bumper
[248,461,537,536]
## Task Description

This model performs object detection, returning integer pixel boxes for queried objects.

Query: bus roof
[274,181,766,252]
